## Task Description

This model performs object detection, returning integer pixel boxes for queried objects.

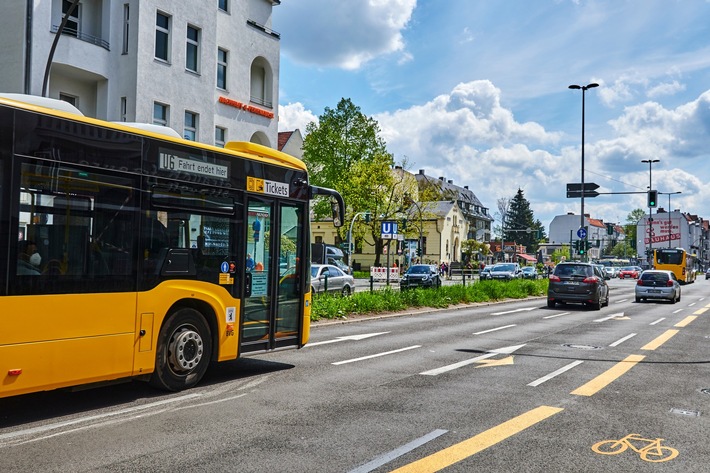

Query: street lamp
[404,193,424,263]
[641,158,660,263]
[661,191,682,248]
[347,211,371,275]
[569,82,599,261]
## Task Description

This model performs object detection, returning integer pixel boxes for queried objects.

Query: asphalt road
[2,278,709,472]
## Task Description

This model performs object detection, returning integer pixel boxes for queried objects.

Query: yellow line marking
[571,355,645,397]
[675,316,697,327]
[641,329,679,350]
[693,307,708,315]
[389,406,563,473]
[475,356,515,368]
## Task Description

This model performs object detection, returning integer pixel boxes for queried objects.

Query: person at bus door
[246,253,255,271]
[17,240,41,275]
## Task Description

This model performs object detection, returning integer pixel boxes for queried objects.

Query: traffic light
[647,190,658,208]
[364,211,372,223]
[577,240,586,255]
[400,219,407,231]
[417,247,422,256]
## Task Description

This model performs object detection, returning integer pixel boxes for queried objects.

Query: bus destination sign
[159,150,229,179]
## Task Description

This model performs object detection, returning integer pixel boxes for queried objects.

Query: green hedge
[310,279,549,321]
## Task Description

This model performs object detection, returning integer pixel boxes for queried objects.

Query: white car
[310,264,355,296]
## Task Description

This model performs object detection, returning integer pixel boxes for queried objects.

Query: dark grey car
[547,262,609,310]
[400,264,441,290]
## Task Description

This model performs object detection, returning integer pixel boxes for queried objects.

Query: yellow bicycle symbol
[592,433,679,463]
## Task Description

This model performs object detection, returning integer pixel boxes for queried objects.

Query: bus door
[241,198,305,351]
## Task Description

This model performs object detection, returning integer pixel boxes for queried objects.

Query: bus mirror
[331,200,342,227]
[309,185,345,228]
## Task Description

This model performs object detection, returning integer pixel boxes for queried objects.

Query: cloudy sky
[273,0,710,230]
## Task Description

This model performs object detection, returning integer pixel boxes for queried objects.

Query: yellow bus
[654,248,696,284]
[0,95,344,398]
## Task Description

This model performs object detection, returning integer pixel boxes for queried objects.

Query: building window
[218,0,229,13]
[217,48,228,89]
[153,102,168,126]
[59,93,77,107]
[62,0,81,37]
[184,111,198,141]
[120,97,127,121]
[186,25,200,73]
[155,12,170,62]
[250,58,273,108]
[215,127,226,147]
[122,4,129,54]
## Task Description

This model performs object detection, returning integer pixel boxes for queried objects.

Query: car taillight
[582,276,598,284]
[666,280,674,287]
[637,279,644,286]
[549,274,561,282]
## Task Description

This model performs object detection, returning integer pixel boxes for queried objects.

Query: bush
[310,279,549,321]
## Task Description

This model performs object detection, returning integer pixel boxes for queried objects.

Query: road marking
[672,309,683,314]
[332,345,421,365]
[0,393,202,443]
[650,317,665,325]
[473,324,516,335]
[615,298,628,303]
[543,312,570,319]
[609,333,637,347]
[528,360,583,387]
[476,356,514,368]
[307,332,390,347]
[420,344,526,376]
[675,316,696,327]
[571,354,645,396]
[389,406,563,472]
[348,429,448,473]
[688,302,696,307]
[491,307,536,315]
[641,330,679,350]
[594,312,625,322]
[693,307,708,315]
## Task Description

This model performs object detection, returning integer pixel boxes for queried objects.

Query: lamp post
[347,211,370,275]
[404,194,424,263]
[661,191,681,248]
[569,82,599,262]
[641,158,660,264]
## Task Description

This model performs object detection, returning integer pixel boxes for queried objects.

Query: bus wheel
[150,308,212,392]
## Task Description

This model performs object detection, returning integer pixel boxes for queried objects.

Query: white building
[0,0,281,147]
[548,213,624,260]
[637,210,708,268]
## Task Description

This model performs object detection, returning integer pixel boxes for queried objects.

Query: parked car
[521,266,539,279]
[705,268,710,280]
[400,264,441,290]
[479,266,493,280]
[635,270,681,303]
[618,266,640,279]
[489,263,522,281]
[310,264,355,296]
[547,262,610,310]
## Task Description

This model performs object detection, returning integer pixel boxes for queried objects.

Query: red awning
[516,253,537,262]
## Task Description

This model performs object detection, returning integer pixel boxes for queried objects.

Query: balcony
[246,19,280,39]
[51,25,109,50]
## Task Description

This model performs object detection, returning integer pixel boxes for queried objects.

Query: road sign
[566,182,600,198]
[381,221,398,239]
[577,227,587,239]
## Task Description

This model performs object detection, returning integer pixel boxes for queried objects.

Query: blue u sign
[381,221,398,236]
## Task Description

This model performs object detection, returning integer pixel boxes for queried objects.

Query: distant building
[548,212,626,260]
[278,129,304,159]
[1,0,281,147]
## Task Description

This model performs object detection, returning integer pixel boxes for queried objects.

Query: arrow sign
[420,344,525,376]
[566,182,600,198]
[306,332,390,347]
[476,356,515,368]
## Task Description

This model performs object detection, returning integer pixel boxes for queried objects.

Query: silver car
[489,263,522,280]
[635,270,681,303]
[311,264,355,296]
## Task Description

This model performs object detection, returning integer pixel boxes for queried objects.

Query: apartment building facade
[0,0,281,147]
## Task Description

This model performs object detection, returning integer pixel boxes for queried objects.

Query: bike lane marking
[571,354,645,396]
[692,307,707,315]
[389,405,563,473]
[641,330,679,351]
[674,316,697,328]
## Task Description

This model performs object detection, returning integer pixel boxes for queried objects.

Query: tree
[503,189,540,253]
[303,98,390,221]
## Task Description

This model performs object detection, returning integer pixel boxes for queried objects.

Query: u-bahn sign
[566,182,599,198]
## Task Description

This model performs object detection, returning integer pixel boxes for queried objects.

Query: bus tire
[150,308,212,392]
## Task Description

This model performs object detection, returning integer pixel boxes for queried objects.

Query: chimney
[447,180,453,184]
[464,186,469,190]
[439,176,445,181]
[419,169,425,175]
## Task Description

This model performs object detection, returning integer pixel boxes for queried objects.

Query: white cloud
[278,103,318,133]
[647,80,686,98]
[275,0,416,70]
